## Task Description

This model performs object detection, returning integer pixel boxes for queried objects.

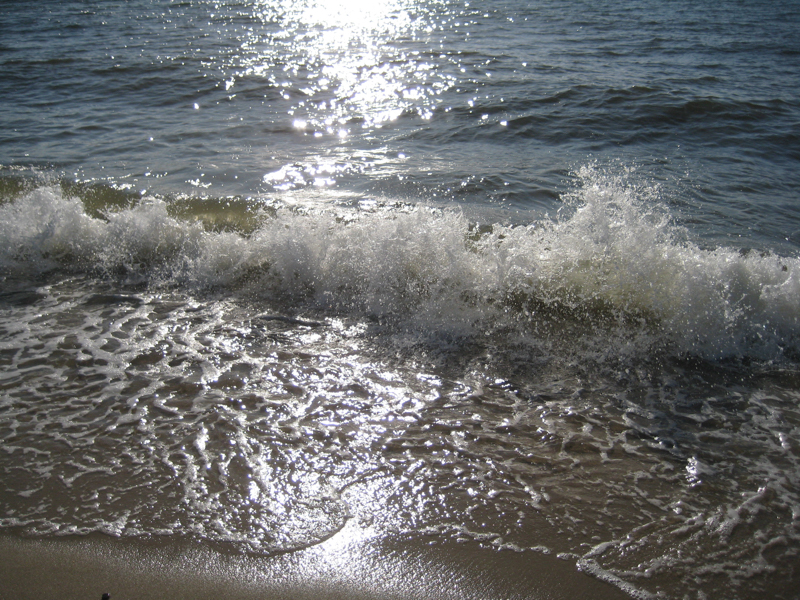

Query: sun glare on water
[240,0,449,135]
[235,0,454,190]
[296,0,409,30]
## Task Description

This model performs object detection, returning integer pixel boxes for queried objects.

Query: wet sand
[0,524,632,600]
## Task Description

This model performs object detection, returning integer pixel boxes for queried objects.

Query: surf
[2,166,798,365]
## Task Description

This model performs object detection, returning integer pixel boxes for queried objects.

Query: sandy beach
[0,526,632,600]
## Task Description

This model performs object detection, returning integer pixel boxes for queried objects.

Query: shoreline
[0,524,632,600]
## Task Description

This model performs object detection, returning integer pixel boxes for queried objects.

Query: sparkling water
[2,1,799,598]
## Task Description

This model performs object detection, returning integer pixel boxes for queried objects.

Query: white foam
[2,172,799,362]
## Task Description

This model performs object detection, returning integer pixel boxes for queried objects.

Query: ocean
[1,0,799,598]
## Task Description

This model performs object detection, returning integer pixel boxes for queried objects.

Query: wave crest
[2,172,798,362]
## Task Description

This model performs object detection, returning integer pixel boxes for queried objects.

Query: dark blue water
[3,0,799,245]
[1,1,800,598]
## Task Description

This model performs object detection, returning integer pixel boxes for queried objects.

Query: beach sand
[0,523,632,600]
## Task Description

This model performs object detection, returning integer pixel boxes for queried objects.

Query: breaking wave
[2,166,799,363]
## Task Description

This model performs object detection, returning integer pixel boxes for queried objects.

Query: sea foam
[2,169,798,362]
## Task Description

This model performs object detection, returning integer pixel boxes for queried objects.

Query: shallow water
[2,1,800,598]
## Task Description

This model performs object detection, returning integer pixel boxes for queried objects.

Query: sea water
[1,1,799,598]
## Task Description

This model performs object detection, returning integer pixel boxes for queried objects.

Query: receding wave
[2,167,798,363]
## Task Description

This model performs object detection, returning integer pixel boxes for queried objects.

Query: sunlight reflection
[296,0,411,31]
[239,0,455,132]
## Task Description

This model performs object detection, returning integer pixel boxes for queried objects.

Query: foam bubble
[2,174,799,363]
